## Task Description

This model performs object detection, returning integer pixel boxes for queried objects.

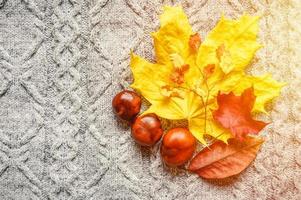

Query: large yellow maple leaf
[130,6,283,144]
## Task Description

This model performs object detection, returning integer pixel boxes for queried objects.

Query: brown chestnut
[131,113,163,146]
[112,90,141,121]
[161,128,196,166]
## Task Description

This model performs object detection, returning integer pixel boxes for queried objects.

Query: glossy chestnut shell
[131,113,163,146]
[161,128,196,166]
[112,90,141,121]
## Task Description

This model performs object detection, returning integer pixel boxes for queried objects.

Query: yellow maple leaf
[130,6,284,144]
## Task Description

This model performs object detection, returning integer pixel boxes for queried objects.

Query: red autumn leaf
[213,87,268,140]
[188,136,264,179]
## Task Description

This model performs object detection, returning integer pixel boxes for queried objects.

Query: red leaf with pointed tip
[213,88,268,140]
[188,136,264,179]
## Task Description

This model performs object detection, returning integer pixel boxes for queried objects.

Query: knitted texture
[0,0,300,199]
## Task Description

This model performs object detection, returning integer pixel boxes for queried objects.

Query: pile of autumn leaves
[129,6,284,179]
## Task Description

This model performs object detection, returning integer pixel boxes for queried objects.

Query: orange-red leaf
[189,33,201,52]
[203,64,215,78]
[188,136,264,179]
[213,88,268,140]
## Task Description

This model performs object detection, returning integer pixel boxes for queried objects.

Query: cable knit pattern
[0,0,300,199]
